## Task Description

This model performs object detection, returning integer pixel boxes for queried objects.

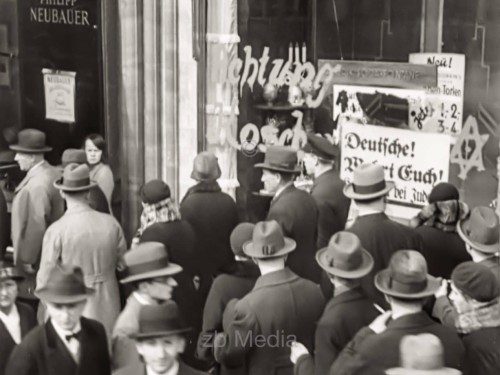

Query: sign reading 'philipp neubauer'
[30,0,91,26]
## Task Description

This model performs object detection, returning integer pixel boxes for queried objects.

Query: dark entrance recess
[17,0,103,165]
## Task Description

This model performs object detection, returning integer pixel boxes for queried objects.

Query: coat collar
[355,212,389,222]
[270,184,296,206]
[312,168,335,187]
[386,311,434,330]
[253,268,299,291]
[14,160,50,193]
[327,287,369,310]
[17,302,33,337]
[181,181,221,203]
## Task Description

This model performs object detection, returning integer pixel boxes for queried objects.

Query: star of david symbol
[450,115,490,180]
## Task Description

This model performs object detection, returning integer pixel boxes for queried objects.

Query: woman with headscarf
[410,182,471,279]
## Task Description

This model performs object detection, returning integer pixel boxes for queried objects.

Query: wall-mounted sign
[408,53,465,136]
[340,122,451,210]
[42,68,76,123]
[319,59,438,89]
[29,0,91,26]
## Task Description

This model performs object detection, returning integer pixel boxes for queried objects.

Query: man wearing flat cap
[344,163,424,307]
[115,302,207,375]
[5,263,110,375]
[214,221,325,375]
[37,163,126,338]
[330,250,464,375]
[10,129,64,303]
[256,145,320,283]
[112,242,183,370]
[291,231,378,375]
[0,262,36,375]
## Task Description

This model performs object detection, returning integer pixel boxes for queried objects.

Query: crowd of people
[0,128,498,375]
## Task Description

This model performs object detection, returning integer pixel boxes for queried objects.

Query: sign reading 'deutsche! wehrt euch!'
[30,0,91,26]
[340,122,450,213]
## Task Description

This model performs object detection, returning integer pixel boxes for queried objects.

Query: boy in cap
[214,221,325,375]
[10,129,64,303]
[115,302,207,375]
[5,263,110,375]
[290,231,378,375]
[112,242,182,370]
[0,262,36,375]
[344,163,424,308]
[331,250,464,375]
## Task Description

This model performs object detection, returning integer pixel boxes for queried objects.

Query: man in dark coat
[114,303,207,375]
[196,223,259,374]
[6,264,110,375]
[0,263,36,375]
[214,221,325,375]
[180,151,238,302]
[330,251,464,375]
[256,146,320,283]
[291,232,378,375]
[344,163,424,308]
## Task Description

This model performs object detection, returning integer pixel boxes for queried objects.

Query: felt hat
[451,261,500,302]
[0,262,24,282]
[140,180,171,204]
[303,133,338,162]
[10,128,52,153]
[316,231,374,279]
[230,223,255,257]
[54,163,97,192]
[343,163,395,200]
[191,151,221,181]
[0,151,17,171]
[130,301,190,340]
[428,182,459,204]
[35,263,94,303]
[254,146,301,174]
[61,149,86,167]
[243,220,296,259]
[120,242,182,284]
[375,250,440,299]
[457,206,499,254]
[386,334,461,375]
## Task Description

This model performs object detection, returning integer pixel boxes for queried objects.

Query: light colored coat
[11,160,64,299]
[37,204,126,337]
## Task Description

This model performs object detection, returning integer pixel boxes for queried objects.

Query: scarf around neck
[411,199,470,232]
[136,197,181,238]
[454,297,500,334]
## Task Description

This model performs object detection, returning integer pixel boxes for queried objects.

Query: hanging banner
[42,69,76,123]
[408,53,465,137]
[340,122,451,213]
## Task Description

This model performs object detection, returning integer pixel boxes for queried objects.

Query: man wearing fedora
[214,221,325,375]
[180,151,238,305]
[290,231,378,375]
[344,163,424,308]
[115,302,207,375]
[112,242,183,370]
[0,262,36,375]
[330,250,464,375]
[10,128,64,303]
[37,163,126,338]
[197,223,260,373]
[256,145,320,284]
[5,263,110,375]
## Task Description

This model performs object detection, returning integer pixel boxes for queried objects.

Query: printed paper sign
[42,69,76,123]
[340,122,450,210]
[408,53,465,137]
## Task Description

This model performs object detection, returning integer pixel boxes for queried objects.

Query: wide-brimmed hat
[316,231,373,279]
[230,223,255,257]
[375,250,439,299]
[9,128,52,154]
[303,133,339,162]
[120,242,183,284]
[451,261,500,302]
[130,301,191,340]
[386,334,461,375]
[457,206,499,254]
[61,149,86,167]
[54,163,97,192]
[35,263,94,304]
[0,262,24,282]
[255,146,301,174]
[343,163,395,200]
[140,179,171,204]
[191,151,221,181]
[243,220,296,259]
